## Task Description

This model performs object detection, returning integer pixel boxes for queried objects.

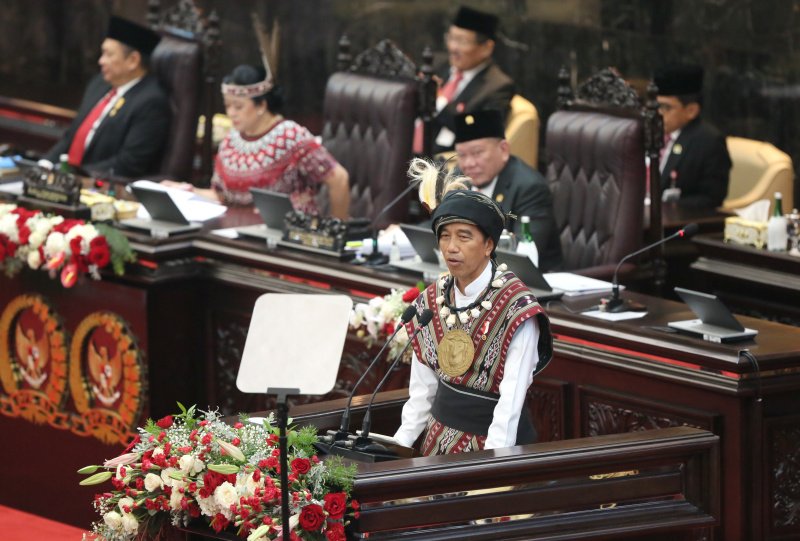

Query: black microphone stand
[365,178,423,266]
[356,309,433,453]
[328,305,417,444]
[602,224,698,313]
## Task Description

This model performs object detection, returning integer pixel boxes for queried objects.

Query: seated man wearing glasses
[655,64,731,208]
[431,6,514,153]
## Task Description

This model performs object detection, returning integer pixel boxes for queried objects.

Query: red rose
[325,522,346,541]
[401,287,420,303]
[156,415,173,429]
[17,225,30,245]
[323,492,347,519]
[290,457,311,476]
[298,503,325,531]
[88,236,111,268]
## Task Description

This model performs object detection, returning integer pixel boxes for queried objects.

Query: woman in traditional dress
[168,64,350,219]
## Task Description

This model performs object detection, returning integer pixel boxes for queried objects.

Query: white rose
[28,231,45,249]
[27,250,41,270]
[44,232,66,258]
[213,481,238,516]
[103,511,123,531]
[178,454,196,474]
[236,472,259,497]
[144,472,163,492]
[117,497,134,512]
[121,513,138,535]
[161,467,177,487]
[191,457,205,474]
[197,495,218,517]
[169,486,184,510]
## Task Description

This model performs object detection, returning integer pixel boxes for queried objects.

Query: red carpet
[0,505,89,540]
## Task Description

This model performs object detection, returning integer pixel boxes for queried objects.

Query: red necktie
[413,71,465,154]
[439,70,464,103]
[68,89,117,166]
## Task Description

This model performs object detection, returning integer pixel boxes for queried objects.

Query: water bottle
[767,192,788,252]
[516,216,539,267]
[58,154,70,173]
[498,229,517,251]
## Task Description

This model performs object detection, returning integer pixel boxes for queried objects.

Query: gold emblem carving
[437,329,475,377]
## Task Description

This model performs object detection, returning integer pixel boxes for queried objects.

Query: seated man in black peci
[45,16,170,178]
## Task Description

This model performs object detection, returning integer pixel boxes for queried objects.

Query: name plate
[23,167,82,206]
[280,211,349,256]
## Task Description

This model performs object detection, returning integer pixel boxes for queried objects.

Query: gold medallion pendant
[437,329,475,377]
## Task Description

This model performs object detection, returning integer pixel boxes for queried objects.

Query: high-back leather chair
[724,136,794,211]
[147,1,221,182]
[545,69,660,279]
[150,32,202,181]
[320,39,435,228]
[506,95,540,168]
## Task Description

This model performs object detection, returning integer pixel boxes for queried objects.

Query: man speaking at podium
[45,17,169,178]
[394,185,553,455]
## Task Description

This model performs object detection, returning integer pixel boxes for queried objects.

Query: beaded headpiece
[221,14,279,98]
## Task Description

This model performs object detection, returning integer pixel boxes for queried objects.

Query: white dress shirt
[394,261,541,450]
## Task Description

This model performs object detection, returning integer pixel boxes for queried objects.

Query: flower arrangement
[349,284,423,361]
[0,203,135,287]
[79,404,358,541]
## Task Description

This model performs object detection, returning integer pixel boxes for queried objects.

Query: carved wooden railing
[294,392,719,540]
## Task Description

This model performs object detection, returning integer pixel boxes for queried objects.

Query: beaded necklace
[436,261,508,330]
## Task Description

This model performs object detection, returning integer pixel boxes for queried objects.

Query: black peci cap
[454,109,505,144]
[107,16,161,56]
[452,6,499,40]
[654,64,704,96]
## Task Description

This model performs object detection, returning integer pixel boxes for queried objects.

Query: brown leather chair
[320,39,435,228]
[150,31,202,181]
[545,69,658,280]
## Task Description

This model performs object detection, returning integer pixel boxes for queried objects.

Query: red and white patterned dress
[212,119,337,210]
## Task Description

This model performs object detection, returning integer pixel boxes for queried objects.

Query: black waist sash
[430,381,537,445]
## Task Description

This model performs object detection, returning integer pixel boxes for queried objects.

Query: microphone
[602,223,699,313]
[356,308,434,453]
[325,304,418,445]
[365,177,423,266]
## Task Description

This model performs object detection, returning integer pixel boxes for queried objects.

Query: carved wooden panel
[529,377,568,442]
[767,416,800,537]
[578,386,716,438]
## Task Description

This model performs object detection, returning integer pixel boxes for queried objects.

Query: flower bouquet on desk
[0,203,135,287]
[349,284,424,363]
[79,403,358,541]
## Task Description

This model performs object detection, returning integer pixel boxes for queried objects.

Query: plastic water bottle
[516,216,539,267]
[767,192,788,252]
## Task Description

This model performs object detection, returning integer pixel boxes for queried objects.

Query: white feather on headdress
[407,158,471,211]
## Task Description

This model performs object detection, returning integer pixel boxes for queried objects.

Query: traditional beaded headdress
[221,13,279,98]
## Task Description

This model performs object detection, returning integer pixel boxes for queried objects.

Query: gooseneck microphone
[356,308,434,452]
[365,177,423,265]
[329,304,418,444]
[602,223,699,313]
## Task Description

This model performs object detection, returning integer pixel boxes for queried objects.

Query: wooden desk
[2,218,798,540]
[536,291,800,541]
[691,233,800,325]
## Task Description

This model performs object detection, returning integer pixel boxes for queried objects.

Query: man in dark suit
[45,17,169,178]
[431,6,515,154]
[454,110,562,271]
[655,65,731,208]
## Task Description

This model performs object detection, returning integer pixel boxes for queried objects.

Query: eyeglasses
[443,32,478,47]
